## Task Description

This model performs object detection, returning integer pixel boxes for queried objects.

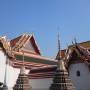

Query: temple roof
[13,51,57,69]
[56,40,90,60]
[65,44,90,66]
[10,34,57,68]
[0,34,57,69]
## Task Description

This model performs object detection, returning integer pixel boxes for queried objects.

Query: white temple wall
[69,63,90,90]
[30,78,53,90]
[0,50,19,88]
[12,67,29,86]
[6,66,29,89]
[0,50,6,83]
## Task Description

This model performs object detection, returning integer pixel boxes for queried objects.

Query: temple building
[0,34,56,90]
[0,33,90,90]
[56,41,90,90]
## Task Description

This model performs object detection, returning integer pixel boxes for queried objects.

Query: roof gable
[64,45,90,69]
[21,39,36,54]
[67,48,83,64]
[10,34,41,55]
[56,41,90,69]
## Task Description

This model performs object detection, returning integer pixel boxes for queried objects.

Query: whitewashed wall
[69,63,90,90]
[0,50,6,83]
[0,50,20,89]
[30,78,53,90]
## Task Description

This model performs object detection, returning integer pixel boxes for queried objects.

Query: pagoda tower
[50,33,75,90]
[13,52,32,90]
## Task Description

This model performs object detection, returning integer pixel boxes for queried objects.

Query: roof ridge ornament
[71,37,78,48]
[74,37,78,45]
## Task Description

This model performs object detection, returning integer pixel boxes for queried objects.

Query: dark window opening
[76,70,80,77]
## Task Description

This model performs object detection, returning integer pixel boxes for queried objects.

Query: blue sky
[0,0,90,58]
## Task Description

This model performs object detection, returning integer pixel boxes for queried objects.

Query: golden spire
[57,32,61,60]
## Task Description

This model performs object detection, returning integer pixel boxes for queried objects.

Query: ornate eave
[0,36,14,59]
[12,51,56,68]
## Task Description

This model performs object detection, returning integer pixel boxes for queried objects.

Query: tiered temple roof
[56,41,90,59]
[0,34,57,69]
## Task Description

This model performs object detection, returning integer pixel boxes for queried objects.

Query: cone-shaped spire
[13,51,32,90]
[72,38,77,46]
[50,35,75,90]
[58,32,61,59]
[57,33,62,70]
